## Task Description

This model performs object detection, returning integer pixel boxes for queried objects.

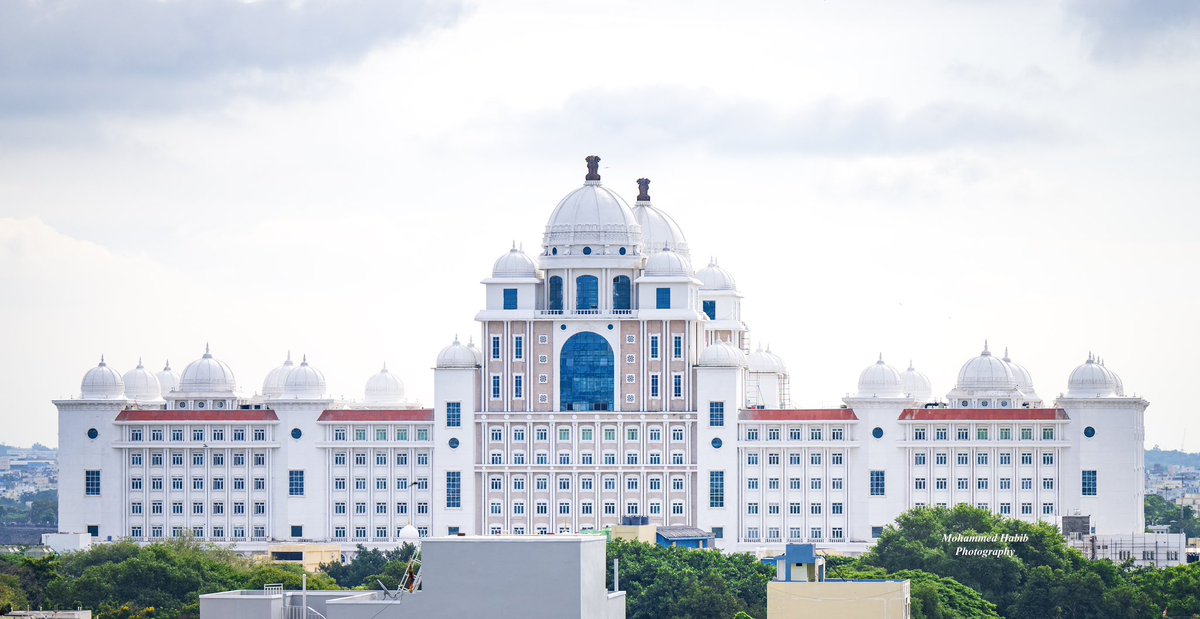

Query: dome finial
[301,353,308,365]
[511,240,517,250]
[163,359,171,371]
[204,342,212,358]
[453,333,460,344]
[636,178,651,201]
[878,352,884,363]
[1088,351,1094,363]
[137,357,144,368]
[99,354,106,366]
[1003,346,1010,362]
[585,155,601,181]
[286,350,292,363]
[982,339,990,355]
[908,358,914,370]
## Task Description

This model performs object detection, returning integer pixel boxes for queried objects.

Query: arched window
[576,275,598,313]
[548,276,563,313]
[612,276,631,313]
[560,332,614,412]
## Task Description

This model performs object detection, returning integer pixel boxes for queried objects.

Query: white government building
[55,156,1149,554]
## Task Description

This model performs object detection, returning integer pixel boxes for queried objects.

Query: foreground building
[55,156,1149,554]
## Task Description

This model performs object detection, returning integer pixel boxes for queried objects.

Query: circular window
[195,401,205,409]
[449,438,460,449]
[607,324,614,330]
[872,427,884,439]
[980,400,990,407]
[290,428,302,440]
[86,428,98,440]
[1084,426,1096,438]
[560,324,567,331]
[1000,400,1010,408]
[177,401,187,409]
[711,438,722,449]
[583,247,592,255]
[216,400,225,409]
[960,400,969,407]
[619,247,627,255]
[551,247,558,256]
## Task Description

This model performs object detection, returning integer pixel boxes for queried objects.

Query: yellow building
[765,544,910,619]
[263,543,343,572]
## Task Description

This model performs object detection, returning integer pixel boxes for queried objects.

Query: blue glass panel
[576,276,598,311]
[548,276,563,312]
[503,288,518,310]
[702,300,716,320]
[559,332,613,411]
[612,276,631,312]
[656,287,670,309]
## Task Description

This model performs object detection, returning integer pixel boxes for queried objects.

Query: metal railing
[283,606,326,619]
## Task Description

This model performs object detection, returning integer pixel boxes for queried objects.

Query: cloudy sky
[2,0,1198,450]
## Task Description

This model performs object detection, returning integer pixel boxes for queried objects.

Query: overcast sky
[2,0,1198,450]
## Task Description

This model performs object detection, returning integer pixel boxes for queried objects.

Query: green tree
[319,544,416,588]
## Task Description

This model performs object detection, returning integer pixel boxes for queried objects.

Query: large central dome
[542,155,642,255]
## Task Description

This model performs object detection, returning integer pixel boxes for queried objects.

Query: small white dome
[365,364,405,404]
[902,361,933,402]
[631,180,689,256]
[857,355,904,397]
[699,340,747,367]
[747,345,787,374]
[492,246,537,278]
[696,258,736,291]
[1001,348,1038,397]
[467,338,484,365]
[122,359,163,403]
[1101,358,1125,396]
[437,337,477,369]
[156,361,179,397]
[178,345,237,393]
[397,524,420,541]
[81,355,125,400]
[644,247,692,277]
[282,355,327,399]
[955,343,1016,391]
[542,156,642,253]
[262,352,295,398]
[1067,354,1117,398]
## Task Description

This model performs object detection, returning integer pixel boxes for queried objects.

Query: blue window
[650,335,660,359]
[656,287,671,309]
[673,374,682,398]
[514,336,524,360]
[288,470,304,496]
[576,276,598,312]
[503,288,518,310]
[1082,470,1097,496]
[548,276,563,312]
[291,525,303,537]
[491,375,501,399]
[514,375,524,399]
[673,336,682,359]
[85,470,101,496]
[709,402,725,427]
[446,402,461,428]
[650,374,660,398]
[612,276,631,312]
[710,471,725,508]
[560,332,613,411]
[870,470,885,496]
[446,472,461,508]
[491,336,501,360]
[712,527,723,539]
[702,300,716,320]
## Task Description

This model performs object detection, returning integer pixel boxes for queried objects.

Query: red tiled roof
[898,408,1068,421]
[115,410,278,422]
[739,409,858,421]
[317,409,435,423]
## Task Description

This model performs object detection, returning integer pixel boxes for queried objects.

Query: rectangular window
[491,336,501,360]
[999,427,1012,440]
[708,401,725,427]
[869,470,885,496]
[672,374,682,398]
[649,335,660,359]
[672,335,682,359]
[702,299,716,320]
[1042,452,1054,465]
[85,470,101,496]
[1082,470,1097,496]
[650,374,660,398]
[491,375,501,399]
[709,471,725,508]
[1042,427,1054,440]
[503,288,518,310]
[288,470,304,496]
[513,375,524,399]
[513,335,524,360]
[656,287,671,309]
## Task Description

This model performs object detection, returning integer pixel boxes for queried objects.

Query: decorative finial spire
[511,240,517,250]
[163,359,171,371]
[204,342,212,358]
[382,362,388,372]
[1003,346,1010,362]
[137,357,143,368]
[453,333,460,344]
[982,339,990,355]
[908,359,914,370]
[636,178,651,201]
[878,352,884,363]
[301,353,308,365]
[585,155,601,181]
[286,350,293,364]
[1088,351,1094,363]
[99,354,106,366]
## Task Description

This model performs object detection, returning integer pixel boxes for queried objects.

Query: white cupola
[856,354,904,398]
[81,355,125,400]
[630,177,689,257]
[156,360,179,397]
[542,155,642,257]
[178,344,237,393]
[902,361,933,402]
[281,355,327,399]
[262,352,295,398]
[492,245,538,278]
[698,340,748,367]
[437,337,477,369]
[365,363,406,405]
[122,358,164,404]
[1066,353,1118,398]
